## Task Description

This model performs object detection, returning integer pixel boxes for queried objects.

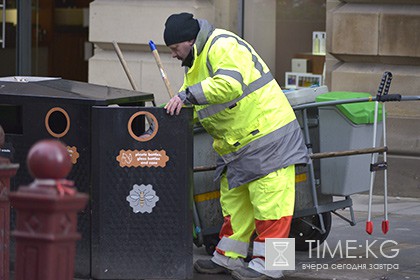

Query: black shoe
[231,267,284,280]
[194,259,230,274]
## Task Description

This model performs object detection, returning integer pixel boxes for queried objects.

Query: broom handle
[149,40,175,98]
[112,41,139,91]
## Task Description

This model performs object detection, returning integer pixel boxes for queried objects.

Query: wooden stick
[149,40,175,98]
[112,41,138,91]
[310,146,387,159]
[112,41,155,128]
[193,146,388,172]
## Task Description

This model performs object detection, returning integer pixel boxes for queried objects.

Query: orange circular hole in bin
[45,107,70,138]
[128,111,158,142]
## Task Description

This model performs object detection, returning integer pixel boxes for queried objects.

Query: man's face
[168,40,194,62]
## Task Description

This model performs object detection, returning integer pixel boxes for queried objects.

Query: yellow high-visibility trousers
[215,165,295,259]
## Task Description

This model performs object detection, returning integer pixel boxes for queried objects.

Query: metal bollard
[0,127,19,280]
[9,139,88,280]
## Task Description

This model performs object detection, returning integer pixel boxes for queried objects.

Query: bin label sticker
[116,150,169,168]
[66,146,79,165]
[126,184,159,213]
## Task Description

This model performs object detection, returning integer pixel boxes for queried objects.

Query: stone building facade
[89,0,420,197]
[327,0,420,197]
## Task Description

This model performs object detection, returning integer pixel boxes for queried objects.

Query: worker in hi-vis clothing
[163,13,310,280]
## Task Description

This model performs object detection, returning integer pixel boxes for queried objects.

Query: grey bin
[316,92,383,196]
[193,127,224,238]
[284,85,328,106]
[285,86,333,214]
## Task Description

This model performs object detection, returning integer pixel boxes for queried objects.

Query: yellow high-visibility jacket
[179,19,309,188]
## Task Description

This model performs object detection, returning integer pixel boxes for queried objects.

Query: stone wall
[89,0,217,106]
[88,0,256,107]
[88,0,277,106]
[327,0,420,197]
[88,0,420,197]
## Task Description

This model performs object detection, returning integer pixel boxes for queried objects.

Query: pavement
[192,194,420,280]
[10,194,420,280]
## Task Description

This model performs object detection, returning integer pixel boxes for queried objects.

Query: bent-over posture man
[163,12,310,280]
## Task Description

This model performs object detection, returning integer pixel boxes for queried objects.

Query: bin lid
[0,77,155,105]
[315,91,383,124]
[284,85,329,106]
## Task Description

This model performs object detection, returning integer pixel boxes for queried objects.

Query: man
[163,13,310,280]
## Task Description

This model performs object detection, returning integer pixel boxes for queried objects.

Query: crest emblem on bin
[126,184,159,213]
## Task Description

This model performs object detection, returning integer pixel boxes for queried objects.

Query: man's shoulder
[212,28,237,37]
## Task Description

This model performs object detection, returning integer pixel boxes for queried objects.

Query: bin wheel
[203,234,220,256]
[289,212,332,251]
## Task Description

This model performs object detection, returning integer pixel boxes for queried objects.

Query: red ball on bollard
[26,139,72,179]
[11,139,87,280]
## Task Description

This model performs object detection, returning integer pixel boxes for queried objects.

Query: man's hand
[164,95,184,115]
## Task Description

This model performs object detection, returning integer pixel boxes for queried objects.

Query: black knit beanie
[164,13,199,46]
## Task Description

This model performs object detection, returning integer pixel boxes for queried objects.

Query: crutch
[366,71,392,235]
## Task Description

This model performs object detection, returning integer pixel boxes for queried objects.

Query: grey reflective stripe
[225,124,310,189]
[252,241,265,257]
[215,69,244,89]
[207,57,214,77]
[178,90,187,102]
[221,120,301,164]
[211,251,246,270]
[217,236,249,257]
[196,32,271,119]
[245,72,273,97]
[207,34,265,76]
[197,71,273,119]
[189,83,207,104]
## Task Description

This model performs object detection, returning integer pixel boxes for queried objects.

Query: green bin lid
[315,91,383,124]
